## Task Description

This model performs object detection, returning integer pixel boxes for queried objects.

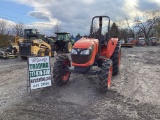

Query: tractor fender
[105,38,118,58]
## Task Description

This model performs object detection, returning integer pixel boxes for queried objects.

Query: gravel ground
[0,46,160,120]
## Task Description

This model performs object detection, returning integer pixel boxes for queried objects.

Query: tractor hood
[71,37,99,66]
[73,38,98,49]
[32,39,44,43]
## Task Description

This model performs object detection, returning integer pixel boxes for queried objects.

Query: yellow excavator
[18,29,56,60]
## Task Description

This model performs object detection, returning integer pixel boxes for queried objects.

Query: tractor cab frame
[54,32,74,53]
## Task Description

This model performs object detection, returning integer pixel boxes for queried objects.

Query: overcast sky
[0,0,160,36]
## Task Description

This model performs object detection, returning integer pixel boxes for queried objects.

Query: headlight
[80,49,90,55]
[71,49,77,54]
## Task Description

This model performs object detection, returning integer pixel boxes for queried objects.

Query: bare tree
[116,10,160,42]
[154,21,160,38]
[115,18,134,41]
[134,10,160,40]
[123,16,132,30]
[0,19,7,34]
[125,16,136,38]
[54,23,61,33]
[12,22,24,36]
[116,19,124,29]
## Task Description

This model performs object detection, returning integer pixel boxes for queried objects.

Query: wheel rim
[108,65,113,89]
[68,43,72,52]
[61,60,71,81]
[62,72,70,81]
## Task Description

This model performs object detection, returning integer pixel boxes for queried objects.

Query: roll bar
[90,16,110,42]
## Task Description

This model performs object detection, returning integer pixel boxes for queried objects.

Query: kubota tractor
[52,16,121,93]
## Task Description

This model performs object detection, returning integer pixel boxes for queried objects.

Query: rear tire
[45,49,52,56]
[64,42,72,53]
[54,44,59,52]
[37,49,45,57]
[111,41,121,76]
[99,59,112,93]
[53,55,71,86]
[21,56,27,60]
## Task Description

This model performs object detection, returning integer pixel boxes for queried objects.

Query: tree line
[0,19,24,47]
[1,9,160,47]
[110,10,160,43]
[74,10,160,42]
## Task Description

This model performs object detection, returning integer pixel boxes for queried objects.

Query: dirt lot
[0,46,160,120]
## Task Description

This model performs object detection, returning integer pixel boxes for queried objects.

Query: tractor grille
[19,42,32,56]
[71,54,92,64]
[71,46,94,64]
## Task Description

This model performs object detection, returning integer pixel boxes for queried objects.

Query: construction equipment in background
[120,43,134,47]
[130,38,139,45]
[0,51,9,59]
[119,38,135,48]
[54,32,75,53]
[4,36,24,55]
[52,16,121,93]
[137,37,146,46]
[18,29,56,60]
[40,35,58,54]
[0,50,18,59]
[148,37,158,46]
[0,36,23,59]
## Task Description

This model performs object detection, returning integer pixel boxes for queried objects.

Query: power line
[0,12,33,24]
[0,15,54,32]
[0,14,55,35]
[0,5,54,27]
[0,4,30,16]
[0,5,38,24]
[0,12,53,26]
[0,15,22,23]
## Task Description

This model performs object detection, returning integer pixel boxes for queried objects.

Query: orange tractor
[52,16,121,93]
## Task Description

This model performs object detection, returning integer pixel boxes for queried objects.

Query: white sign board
[28,56,52,90]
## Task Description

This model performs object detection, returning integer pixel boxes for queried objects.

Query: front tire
[53,55,71,86]
[99,59,113,93]
[21,56,27,60]
[111,41,121,76]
